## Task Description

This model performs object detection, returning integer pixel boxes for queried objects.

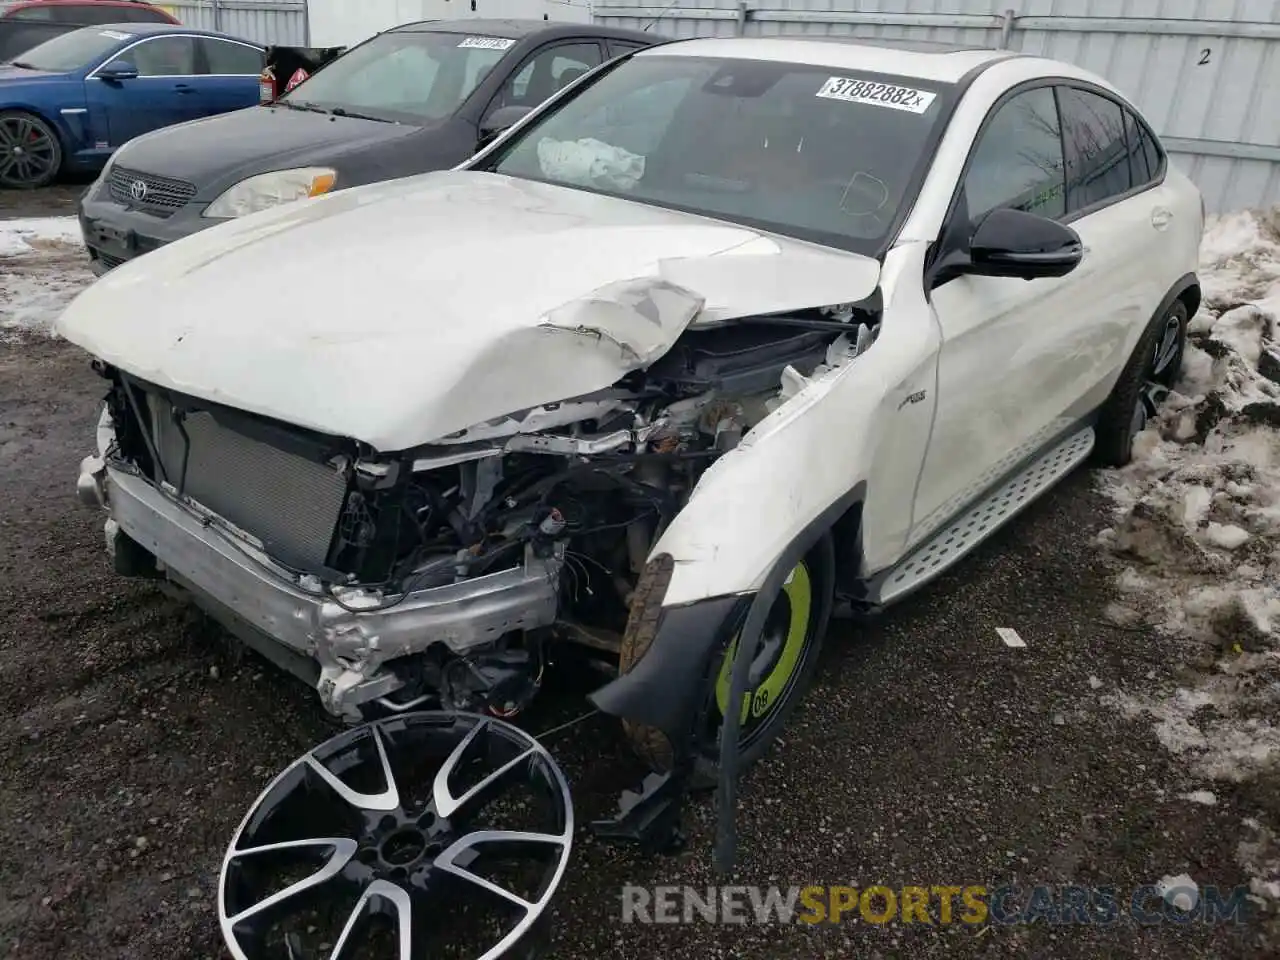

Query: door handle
[174,83,196,94]
[1151,207,1173,230]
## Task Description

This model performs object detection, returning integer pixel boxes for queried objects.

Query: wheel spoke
[0,122,16,148]
[224,838,358,927]
[433,717,538,819]
[303,722,400,812]
[434,829,567,911]
[329,879,412,960]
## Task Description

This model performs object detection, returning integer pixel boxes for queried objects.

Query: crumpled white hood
[57,171,881,451]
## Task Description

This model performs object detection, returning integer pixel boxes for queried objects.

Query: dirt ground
[0,190,1274,959]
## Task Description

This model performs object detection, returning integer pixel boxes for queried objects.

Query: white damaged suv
[61,37,1203,781]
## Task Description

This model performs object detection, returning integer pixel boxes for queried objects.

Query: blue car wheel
[0,110,63,189]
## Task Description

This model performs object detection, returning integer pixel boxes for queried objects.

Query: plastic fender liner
[712,482,862,872]
[588,584,751,741]
[1161,272,1201,321]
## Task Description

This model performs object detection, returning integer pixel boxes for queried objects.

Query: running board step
[869,426,1096,607]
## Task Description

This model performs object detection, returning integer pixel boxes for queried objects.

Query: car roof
[390,17,656,43]
[636,36,1016,84]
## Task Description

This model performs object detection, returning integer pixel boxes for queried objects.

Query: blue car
[1,22,264,188]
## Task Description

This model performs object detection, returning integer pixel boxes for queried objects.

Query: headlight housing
[203,167,337,219]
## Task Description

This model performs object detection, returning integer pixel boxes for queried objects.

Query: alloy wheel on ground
[219,711,573,960]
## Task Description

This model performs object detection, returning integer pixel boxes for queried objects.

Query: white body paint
[62,37,1205,619]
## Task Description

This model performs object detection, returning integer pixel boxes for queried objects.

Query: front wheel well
[1177,282,1202,321]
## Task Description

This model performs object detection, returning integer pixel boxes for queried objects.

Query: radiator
[149,397,349,571]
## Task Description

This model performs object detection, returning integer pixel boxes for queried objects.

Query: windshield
[282,30,515,123]
[488,55,952,253]
[11,26,133,72]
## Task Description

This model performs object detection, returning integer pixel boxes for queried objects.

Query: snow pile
[1098,207,1280,900]
[0,216,93,341]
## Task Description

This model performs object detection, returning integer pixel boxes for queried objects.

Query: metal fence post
[736,1,749,36]
[999,7,1017,49]
[211,0,222,32]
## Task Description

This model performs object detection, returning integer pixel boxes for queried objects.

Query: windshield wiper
[272,100,329,114]
[329,106,395,124]
[9,61,38,70]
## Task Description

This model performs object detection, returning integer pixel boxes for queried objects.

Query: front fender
[587,486,856,741]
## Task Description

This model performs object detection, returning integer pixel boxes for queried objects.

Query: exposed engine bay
[94,301,880,720]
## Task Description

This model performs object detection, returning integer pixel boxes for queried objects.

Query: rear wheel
[1093,298,1189,467]
[619,545,832,783]
[0,111,63,189]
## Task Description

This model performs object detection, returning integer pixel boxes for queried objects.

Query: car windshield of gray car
[489,55,955,255]
[278,29,514,124]
[10,26,136,72]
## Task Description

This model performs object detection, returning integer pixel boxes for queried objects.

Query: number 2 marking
[1199,48,1211,65]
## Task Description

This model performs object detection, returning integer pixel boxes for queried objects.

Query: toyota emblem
[129,179,148,202]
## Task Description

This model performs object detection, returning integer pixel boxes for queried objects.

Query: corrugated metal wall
[0,0,309,44]
[161,0,308,45]
[592,0,1280,214]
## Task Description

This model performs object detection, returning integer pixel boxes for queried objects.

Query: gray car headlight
[203,167,337,219]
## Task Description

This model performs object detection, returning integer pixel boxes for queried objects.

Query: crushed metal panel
[539,277,705,365]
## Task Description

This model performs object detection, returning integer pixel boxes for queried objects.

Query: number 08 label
[816,76,937,114]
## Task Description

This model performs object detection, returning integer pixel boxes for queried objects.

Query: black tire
[619,538,834,785]
[0,110,63,189]
[1093,298,1189,467]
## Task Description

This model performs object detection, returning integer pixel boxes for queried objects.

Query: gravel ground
[0,189,1273,959]
[0,181,91,219]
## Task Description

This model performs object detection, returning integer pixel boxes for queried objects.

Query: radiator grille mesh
[150,399,349,570]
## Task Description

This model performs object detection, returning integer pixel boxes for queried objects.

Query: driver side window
[121,36,197,77]
[964,86,1066,222]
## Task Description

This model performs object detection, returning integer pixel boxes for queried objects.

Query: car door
[909,84,1100,549]
[87,34,203,146]
[1054,84,1174,399]
[480,39,604,126]
[195,36,265,117]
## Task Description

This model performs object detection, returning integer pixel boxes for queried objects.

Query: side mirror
[98,60,139,82]
[966,207,1083,280]
[477,104,532,149]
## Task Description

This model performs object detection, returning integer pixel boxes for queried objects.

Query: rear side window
[608,40,648,57]
[121,5,172,22]
[964,86,1066,221]
[201,37,263,74]
[1123,110,1150,184]
[1124,108,1163,186]
[7,5,57,20]
[1058,86,1132,212]
[53,4,128,24]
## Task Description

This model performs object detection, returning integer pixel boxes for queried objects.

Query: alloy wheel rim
[219,711,573,960]
[1152,310,1182,379]
[1131,381,1170,438]
[0,117,56,187]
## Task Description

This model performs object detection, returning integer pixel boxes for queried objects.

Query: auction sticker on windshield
[457,36,517,50]
[816,77,937,114]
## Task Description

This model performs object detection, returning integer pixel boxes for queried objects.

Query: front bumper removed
[78,454,773,874]
[77,456,563,719]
